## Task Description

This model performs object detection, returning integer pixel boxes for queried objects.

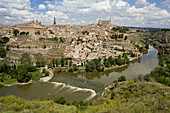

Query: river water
[0,46,158,102]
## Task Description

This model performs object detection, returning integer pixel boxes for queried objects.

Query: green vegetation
[48,29,54,34]
[0,95,77,113]
[0,36,10,58]
[143,30,170,87]
[103,55,130,67]
[144,66,170,86]
[35,31,40,35]
[0,44,6,58]
[60,37,64,42]
[13,29,19,36]
[0,63,43,84]
[53,96,67,105]
[20,31,29,35]
[0,81,169,113]
[111,26,129,33]
[39,37,58,41]
[82,31,89,35]
[86,81,170,113]
[0,36,9,44]
[85,59,104,72]
[43,45,46,49]
[36,61,45,68]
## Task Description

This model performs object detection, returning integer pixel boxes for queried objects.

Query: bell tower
[53,17,56,25]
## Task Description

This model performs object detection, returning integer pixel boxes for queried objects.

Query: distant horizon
[1,22,170,29]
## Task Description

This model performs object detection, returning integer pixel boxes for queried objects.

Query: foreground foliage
[86,81,170,113]
[0,81,169,113]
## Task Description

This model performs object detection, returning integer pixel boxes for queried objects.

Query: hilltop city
[0,17,147,67]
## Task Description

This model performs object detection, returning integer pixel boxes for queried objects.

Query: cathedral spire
[54,17,56,25]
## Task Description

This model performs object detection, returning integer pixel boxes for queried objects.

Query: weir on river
[0,46,158,102]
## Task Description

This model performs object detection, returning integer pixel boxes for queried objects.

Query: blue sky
[0,0,170,28]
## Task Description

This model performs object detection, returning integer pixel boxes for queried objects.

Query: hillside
[0,81,169,113]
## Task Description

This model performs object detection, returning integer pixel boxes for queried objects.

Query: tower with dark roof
[54,17,56,25]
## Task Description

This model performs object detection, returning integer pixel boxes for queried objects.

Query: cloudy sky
[0,0,170,28]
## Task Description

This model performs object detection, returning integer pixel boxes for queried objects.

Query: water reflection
[54,46,158,85]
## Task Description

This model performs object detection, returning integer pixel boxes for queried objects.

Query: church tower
[53,17,56,25]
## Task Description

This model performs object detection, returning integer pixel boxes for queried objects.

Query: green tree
[125,36,128,40]
[13,29,19,36]
[115,56,124,65]
[0,45,6,58]
[60,58,65,67]
[108,56,113,65]
[43,45,46,49]
[45,71,49,76]
[60,37,64,42]
[41,61,46,67]
[73,64,78,71]
[65,59,68,66]
[52,59,55,68]
[1,36,9,44]
[36,61,41,68]
[42,68,46,73]
[145,44,149,49]
[104,59,111,68]
[124,56,130,64]
[17,70,32,83]
[69,60,72,67]
[48,63,52,69]
[55,59,59,67]
[85,61,96,72]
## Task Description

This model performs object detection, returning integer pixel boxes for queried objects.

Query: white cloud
[0,0,68,25]
[162,0,170,8]
[46,10,68,19]
[0,0,170,28]
[39,4,46,10]
[135,0,150,7]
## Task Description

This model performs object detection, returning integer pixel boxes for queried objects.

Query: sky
[0,0,170,28]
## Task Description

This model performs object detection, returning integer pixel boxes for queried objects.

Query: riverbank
[53,55,143,74]
[3,80,33,87]
[40,67,54,82]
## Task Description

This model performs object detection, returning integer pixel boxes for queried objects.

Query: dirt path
[40,66,54,82]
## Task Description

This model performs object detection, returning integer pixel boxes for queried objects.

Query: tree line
[0,63,36,83]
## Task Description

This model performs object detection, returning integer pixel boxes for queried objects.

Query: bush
[45,71,49,76]
[72,100,89,110]
[43,45,46,49]
[17,63,36,72]
[110,91,116,99]
[53,96,66,105]
[118,76,126,82]
[17,70,32,83]
[42,68,46,73]
[0,83,4,87]
[124,91,131,99]
[73,64,78,71]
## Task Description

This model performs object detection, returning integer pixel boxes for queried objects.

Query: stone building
[98,18,111,26]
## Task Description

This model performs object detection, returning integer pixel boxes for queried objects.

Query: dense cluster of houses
[0,18,141,65]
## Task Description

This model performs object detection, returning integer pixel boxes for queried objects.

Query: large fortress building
[98,18,111,26]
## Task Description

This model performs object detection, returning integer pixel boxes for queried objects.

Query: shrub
[118,76,126,82]
[124,91,131,99]
[53,96,66,105]
[45,71,49,76]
